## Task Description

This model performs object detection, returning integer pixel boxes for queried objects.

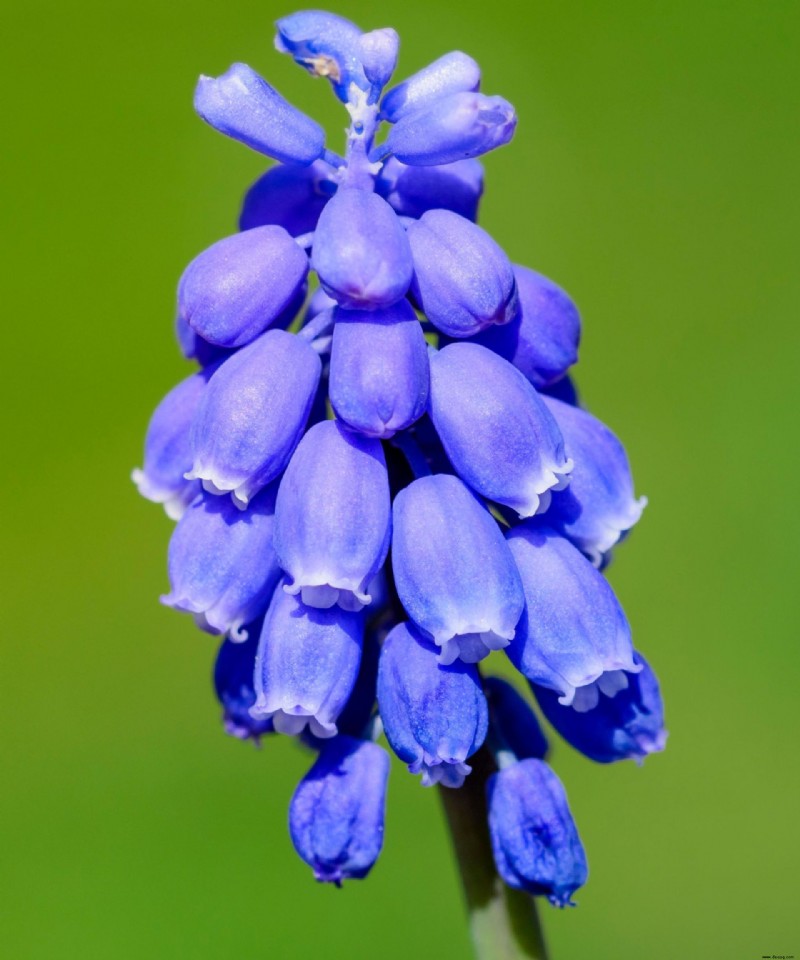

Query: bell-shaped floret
[194,63,325,164]
[132,367,215,519]
[505,525,640,708]
[533,651,667,763]
[358,29,399,96]
[187,330,320,508]
[274,420,391,611]
[162,485,281,639]
[384,92,516,166]
[239,161,331,235]
[472,266,581,389]
[213,626,274,742]
[407,210,516,337]
[178,226,309,349]
[541,396,646,566]
[429,343,572,517]
[391,474,524,665]
[380,51,480,123]
[329,300,429,438]
[311,188,413,309]
[377,157,483,222]
[289,736,390,884]
[251,583,364,737]
[377,622,488,787]
[275,11,368,102]
[483,676,549,762]
[487,758,588,906]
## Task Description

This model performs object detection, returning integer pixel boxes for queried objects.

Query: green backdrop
[2,1,798,957]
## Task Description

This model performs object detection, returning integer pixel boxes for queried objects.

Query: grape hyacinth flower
[134,10,664,957]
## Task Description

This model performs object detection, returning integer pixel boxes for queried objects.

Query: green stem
[439,747,549,960]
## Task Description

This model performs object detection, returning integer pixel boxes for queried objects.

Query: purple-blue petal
[194,63,325,164]
[289,736,389,883]
[273,420,391,611]
[505,525,639,707]
[377,156,484,222]
[251,582,364,738]
[213,625,274,742]
[471,265,581,389]
[385,92,516,166]
[178,226,309,349]
[377,621,488,787]
[380,51,480,123]
[407,210,516,337]
[391,474,524,664]
[487,759,588,906]
[187,329,321,508]
[428,343,572,516]
[239,161,331,235]
[132,367,215,519]
[329,300,430,438]
[311,188,413,309]
[541,396,646,565]
[274,11,368,103]
[162,485,281,638]
[533,651,667,763]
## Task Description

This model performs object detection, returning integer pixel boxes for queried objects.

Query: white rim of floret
[574,494,649,567]
[283,574,371,611]
[434,629,512,666]
[132,468,195,520]
[184,464,260,512]
[250,703,338,740]
[512,456,574,519]
[556,660,644,711]
[159,593,251,642]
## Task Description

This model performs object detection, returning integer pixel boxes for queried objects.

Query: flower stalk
[439,746,549,960]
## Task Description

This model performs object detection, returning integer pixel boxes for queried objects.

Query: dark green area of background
[1,1,798,957]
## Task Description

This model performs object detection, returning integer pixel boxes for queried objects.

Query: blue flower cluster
[134,10,666,904]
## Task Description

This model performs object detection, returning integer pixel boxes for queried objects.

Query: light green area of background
[1,1,798,957]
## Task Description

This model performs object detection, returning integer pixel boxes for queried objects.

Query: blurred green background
[2,1,798,957]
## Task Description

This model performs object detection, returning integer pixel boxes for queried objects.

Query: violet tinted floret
[483,676,549,762]
[533,652,667,763]
[311,188,413,309]
[275,11,368,103]
[505,525,640,709]
[178,226,309,349]
[239,161,331,235]
[391,474,525,665]
[194,63,325,165]
[407,210,516,337]
[274,420,391,611]
[187,329,321,509]
[132,366,215,519]
[541,395,647,566]
[377,621,488,787]
[380,51,481,123]
[385,92,516,167]
[358,29,399,95]
[251,582,364,738]
[213,627,274,742]
[289,735,389,884]
[471,266,581,389]
[487,758,588,906]
[377,157,484,222]
[428,343,573,517]
[162,485,281,640]
[329,300,430,438]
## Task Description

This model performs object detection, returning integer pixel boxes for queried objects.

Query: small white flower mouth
[252,706,337,739]
[561,668,639,713]
[436,630,510,665]
[283,577,371,611]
